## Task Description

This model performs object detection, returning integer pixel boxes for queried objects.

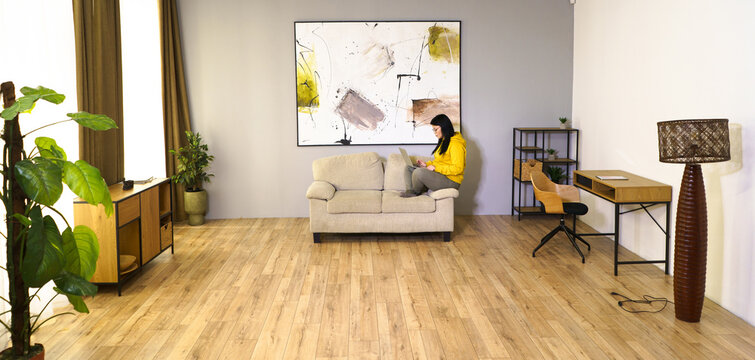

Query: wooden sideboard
[74,178,174,295]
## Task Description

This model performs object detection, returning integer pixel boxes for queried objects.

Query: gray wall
[177,0,574,218]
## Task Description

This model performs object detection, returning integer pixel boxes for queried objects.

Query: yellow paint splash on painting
[427,26,460,63]
[297,51,319,113]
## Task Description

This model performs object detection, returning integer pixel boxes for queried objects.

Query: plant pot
[184,190,207,226]
[547,154,556,161]
[559,123,567,129]
[1,344,44,359]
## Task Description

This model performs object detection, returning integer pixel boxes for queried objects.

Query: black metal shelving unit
[511,127,580,220]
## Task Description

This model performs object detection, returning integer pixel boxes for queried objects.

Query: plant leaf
[20,86,65,104]
[61,226,99,280]
[0,102,18,120]
[14,158,63,206]
[0,86,64,120]
[35,137,67,161]
[52,271,97,297]
[1,102,19,120]
[67,112,117,130]
[67,294,90,313]
[1,95,37,120]
[63,160,113,216]
[12,213,31,227]
[23,208,65,288]
[52,288,90,313]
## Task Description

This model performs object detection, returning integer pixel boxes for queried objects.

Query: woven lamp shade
[658,119,730,163]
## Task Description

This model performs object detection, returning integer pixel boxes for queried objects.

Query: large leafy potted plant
[170,131,214,226]
[0,83,115,359]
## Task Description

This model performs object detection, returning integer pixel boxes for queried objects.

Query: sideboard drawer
[118,196,140,226]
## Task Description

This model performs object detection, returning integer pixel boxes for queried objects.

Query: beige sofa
[306,152,459,243]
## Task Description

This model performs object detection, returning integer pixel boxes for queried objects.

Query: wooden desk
[573,170,672,275]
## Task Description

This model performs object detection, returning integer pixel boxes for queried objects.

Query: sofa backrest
[312,152,384,190]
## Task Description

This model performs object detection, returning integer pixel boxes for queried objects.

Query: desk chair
[530,171,591,263]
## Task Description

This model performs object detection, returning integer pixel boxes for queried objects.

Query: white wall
[177,0,574,218]
[573,0,754,324]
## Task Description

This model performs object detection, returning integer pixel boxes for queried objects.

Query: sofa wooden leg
[443,232,451,242]
[313,233,321,243]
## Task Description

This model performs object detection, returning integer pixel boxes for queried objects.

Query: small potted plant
[1,84,115,359]
[546,148,557,161]
[545,166,567,184]
[171,131,214,226]
[559,117,569,129]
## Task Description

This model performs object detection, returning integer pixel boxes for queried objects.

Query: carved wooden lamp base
[673,164,707,322]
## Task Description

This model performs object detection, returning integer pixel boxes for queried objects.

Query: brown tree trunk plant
[2,81,31,356]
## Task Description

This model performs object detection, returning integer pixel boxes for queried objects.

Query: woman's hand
[427,165,435,171]
[417,159,427,167]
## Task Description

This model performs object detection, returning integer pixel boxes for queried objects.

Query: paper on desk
[596,175,628,180]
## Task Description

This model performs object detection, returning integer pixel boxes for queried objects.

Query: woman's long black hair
[430,114,456,155]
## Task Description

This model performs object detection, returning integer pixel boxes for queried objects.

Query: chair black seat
[564,202,588,216]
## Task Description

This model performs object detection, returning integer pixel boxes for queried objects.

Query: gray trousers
[406,167,461,194]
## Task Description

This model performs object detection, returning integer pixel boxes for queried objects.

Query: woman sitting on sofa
[401,114,466,197]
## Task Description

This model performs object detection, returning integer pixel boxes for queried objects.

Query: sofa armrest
[306,181,336,200]
[428,188,459,200]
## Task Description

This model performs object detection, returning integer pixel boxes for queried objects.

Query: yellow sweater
[426,133,466,184]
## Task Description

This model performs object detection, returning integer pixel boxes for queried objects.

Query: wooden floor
[30,216,755,359]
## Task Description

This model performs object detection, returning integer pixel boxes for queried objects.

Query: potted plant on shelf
[0,83,115,359]
[170,131,214,226]
[545,148,557,161]
[559,117,569,129]
[545,166,567,184]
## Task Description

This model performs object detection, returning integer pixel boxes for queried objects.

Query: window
[120,0,166,180]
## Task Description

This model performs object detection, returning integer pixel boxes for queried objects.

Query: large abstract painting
[295,21,461,146]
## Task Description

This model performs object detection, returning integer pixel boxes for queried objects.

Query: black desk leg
[665,202,671,274]
[614,204,620,276]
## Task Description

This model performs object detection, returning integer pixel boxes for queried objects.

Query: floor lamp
[657,119,730,323]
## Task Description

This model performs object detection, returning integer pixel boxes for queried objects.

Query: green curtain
[160,0,192,221]
[72,0,125,185]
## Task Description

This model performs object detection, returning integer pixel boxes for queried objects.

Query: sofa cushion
[313,152,384,190]
[382,191,436,213]
[384,153,435,191]
[327,190,382,214]
[383,153,408,191]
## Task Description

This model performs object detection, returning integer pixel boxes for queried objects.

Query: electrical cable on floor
[610,292,673,314]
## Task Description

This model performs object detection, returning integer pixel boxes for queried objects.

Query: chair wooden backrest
[530,171,580,214]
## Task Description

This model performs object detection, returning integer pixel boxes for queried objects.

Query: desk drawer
[575,173,593,188]
[118,196,140,226]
